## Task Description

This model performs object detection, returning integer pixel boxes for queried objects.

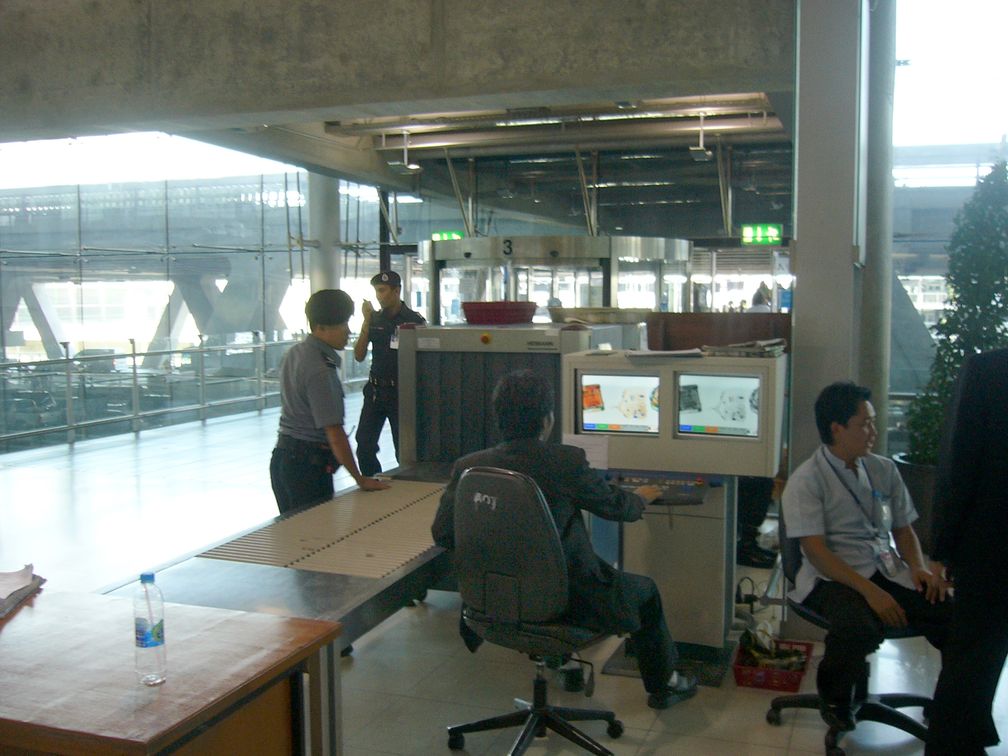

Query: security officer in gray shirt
[270,289,389,514]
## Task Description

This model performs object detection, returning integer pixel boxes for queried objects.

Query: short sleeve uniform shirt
[367,304,426,381]
[781,446,918,602]
[277,334,344,444]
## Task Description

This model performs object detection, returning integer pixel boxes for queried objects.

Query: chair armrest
[759,553,786,607]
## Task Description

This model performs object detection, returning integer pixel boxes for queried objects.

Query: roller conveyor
[104,480,452,650]
[200,481,443,578]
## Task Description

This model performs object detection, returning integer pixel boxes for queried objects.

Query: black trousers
[802,572,951,706]
[355,382,400,477]
[269,446,336,515]
[570,572,678,695]
[926,566,1008,755]
[737,476,773,543]
[614,572,678,694]
[457,573,677,695]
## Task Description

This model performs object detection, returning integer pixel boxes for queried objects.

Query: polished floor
[1,404,1005,755]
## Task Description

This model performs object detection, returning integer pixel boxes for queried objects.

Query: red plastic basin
[461,301,538,325]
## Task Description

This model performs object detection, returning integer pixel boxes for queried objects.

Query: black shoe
[819,702,856,732]
[647,672,699,709]
[736,539,777,569]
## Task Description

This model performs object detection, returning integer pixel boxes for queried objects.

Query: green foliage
[907,160,1008,464]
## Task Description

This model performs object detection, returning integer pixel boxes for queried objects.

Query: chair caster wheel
[766,708,782,725]
[607,720,624,738]
[448,732,464,750]
[339,644,353,657]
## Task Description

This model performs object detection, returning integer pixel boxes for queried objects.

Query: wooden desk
[0,592,341,755]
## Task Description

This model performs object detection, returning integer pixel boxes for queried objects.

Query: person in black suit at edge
[927,348,1008,755]
[432,369,698,709]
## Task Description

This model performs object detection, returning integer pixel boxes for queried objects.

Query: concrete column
[790,0,869,464]
[308,173,341,292]
[860,0,897,452]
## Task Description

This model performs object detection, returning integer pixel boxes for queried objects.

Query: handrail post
[198,334,207,421]
[130,338,141,433]
[62,341,75,444]
[253,331,265,412]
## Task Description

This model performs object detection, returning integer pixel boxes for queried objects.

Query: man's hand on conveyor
[358,476,391,491]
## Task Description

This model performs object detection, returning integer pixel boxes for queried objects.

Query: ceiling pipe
[369,114,785,155]
[443,149,474,238]
[574,149,598,237]
[376,192,401,246]
[325,93,775,136]
[716,141,733,236]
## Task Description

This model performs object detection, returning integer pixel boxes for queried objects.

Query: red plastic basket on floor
[732,640,813,693]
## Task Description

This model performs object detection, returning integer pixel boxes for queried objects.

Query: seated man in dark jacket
[432,369,697,709]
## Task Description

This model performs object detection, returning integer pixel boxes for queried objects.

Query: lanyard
[819,448,878,525]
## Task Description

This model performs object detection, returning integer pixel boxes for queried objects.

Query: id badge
[878,543,900,577]
[391,326,399,350]
[872,493,893,532]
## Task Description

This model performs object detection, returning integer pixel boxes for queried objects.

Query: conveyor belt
[200,481,445,579]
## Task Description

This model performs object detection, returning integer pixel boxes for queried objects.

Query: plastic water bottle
[134,572,166,685]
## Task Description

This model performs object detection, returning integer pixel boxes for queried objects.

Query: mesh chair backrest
[453,466,568,624]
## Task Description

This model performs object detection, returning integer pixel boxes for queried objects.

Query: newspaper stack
[0,564,46,619]
[702,338,787,357]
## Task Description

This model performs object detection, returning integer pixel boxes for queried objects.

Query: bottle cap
[140,572,155,583]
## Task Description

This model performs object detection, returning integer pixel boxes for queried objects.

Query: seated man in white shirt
[781,381,952,731]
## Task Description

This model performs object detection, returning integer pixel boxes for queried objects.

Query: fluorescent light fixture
[592,180,676,188]
[493,117,563,127]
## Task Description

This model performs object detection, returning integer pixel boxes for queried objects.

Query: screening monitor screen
[579,372,660,435]
[676,373,761,438]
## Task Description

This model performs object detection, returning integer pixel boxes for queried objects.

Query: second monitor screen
[580,373,660,435]
[677,373,761,438]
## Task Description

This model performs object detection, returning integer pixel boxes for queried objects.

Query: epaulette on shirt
[323,354,340,370]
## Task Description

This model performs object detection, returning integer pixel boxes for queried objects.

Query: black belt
[276,434,327,452]
[369,376,396,387]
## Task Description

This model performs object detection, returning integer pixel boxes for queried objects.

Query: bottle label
[135,618,165,648]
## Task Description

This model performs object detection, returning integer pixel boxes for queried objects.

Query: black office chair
[765,517,932,756]
[444,466,624,756]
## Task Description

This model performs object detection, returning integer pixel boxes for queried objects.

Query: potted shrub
[897,160,1008,553]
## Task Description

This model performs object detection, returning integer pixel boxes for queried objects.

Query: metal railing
[0,335,371,451]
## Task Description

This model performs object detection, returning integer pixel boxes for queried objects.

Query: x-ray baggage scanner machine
[562,349,787,656]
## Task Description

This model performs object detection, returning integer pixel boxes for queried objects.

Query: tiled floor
[1,404,1005,754]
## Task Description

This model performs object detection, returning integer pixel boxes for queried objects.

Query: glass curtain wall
[0,173,315,448]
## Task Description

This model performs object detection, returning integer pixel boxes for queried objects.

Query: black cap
[305,289,354,328]
[370,270,401,288]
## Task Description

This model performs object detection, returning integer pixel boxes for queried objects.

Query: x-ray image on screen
[579,373,660,435]
[677,373,760,438]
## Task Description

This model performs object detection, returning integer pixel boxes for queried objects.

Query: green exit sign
[431,230,464,241]
[741,223,783,245]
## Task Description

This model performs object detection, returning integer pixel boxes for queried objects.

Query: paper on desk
[563,433,609,470]
[626,348,703,358]
[0,564,46,618]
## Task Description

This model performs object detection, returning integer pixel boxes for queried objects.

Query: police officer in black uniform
[353,271,426,476]
[270,289,389,514]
